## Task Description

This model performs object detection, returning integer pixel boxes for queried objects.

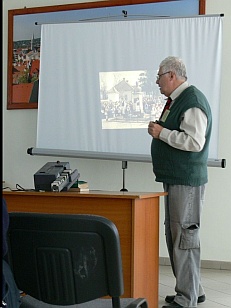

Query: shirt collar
[170,81,189,101]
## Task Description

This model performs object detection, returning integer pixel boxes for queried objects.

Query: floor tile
[159,265,231,308]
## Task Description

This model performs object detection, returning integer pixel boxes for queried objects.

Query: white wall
[2,0,231,263]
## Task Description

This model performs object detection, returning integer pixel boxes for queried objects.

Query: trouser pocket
[179,223,200,249]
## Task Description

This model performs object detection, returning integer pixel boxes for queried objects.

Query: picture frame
[7,0,205,110]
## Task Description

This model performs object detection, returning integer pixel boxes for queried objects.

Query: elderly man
[148,56,211,308]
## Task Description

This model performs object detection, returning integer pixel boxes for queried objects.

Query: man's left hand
[148,121,163,139]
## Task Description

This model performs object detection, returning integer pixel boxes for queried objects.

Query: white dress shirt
[159,82,208,152]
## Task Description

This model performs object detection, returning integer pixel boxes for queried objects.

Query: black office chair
[7,213,148,308]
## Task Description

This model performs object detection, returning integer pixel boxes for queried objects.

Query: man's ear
[169,71,174,79]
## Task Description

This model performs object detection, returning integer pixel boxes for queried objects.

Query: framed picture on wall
[7,0,205,110]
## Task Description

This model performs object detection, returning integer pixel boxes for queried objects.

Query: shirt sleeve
[159,107,207,152]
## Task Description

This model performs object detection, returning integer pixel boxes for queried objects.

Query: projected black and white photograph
[100,70,164,129]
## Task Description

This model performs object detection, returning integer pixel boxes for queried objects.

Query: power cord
[2,184,35,192]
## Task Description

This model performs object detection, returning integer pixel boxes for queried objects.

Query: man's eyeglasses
[156,71,171,81]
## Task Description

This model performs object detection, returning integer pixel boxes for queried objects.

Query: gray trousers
[163,184,205,307]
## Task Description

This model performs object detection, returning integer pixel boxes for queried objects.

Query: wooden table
[3,190,166,308]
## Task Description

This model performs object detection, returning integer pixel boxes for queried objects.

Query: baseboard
[159,257,231,271]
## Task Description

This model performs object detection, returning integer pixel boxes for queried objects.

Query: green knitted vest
[151,85,212,186]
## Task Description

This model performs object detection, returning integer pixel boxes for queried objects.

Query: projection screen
[35,15,223,162]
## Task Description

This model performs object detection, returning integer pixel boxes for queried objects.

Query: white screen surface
[37,16,223,161]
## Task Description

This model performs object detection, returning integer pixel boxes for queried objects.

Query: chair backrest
[8,213,124,306]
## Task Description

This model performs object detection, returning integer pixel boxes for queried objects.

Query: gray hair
[160,56,187,80]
